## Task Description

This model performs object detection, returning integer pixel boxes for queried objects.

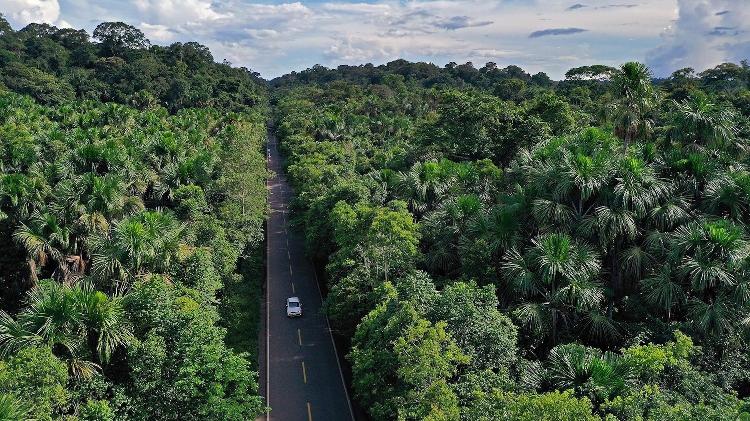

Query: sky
[2,0,750,79]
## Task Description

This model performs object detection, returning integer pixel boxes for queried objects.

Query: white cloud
[140,22,176,42]
[647,0,750,76]
[132,0,228,24]
[238,2,313,21]
[471,48,525,58]
[3,0,60,26]
[245,28,279,40]
[321,3,393,15]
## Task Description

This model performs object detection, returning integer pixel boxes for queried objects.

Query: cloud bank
[645,0,750,76]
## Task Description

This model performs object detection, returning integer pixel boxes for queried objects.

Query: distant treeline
[0,16,265,112]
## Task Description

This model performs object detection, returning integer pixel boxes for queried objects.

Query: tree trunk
[26,259,38,289]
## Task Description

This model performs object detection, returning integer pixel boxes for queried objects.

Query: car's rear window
[289,301,300,307]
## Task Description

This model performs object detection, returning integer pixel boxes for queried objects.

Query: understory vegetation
[273,60,750,419]
[0,17,267,420]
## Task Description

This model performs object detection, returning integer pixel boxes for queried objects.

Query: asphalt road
[258,130,355,421]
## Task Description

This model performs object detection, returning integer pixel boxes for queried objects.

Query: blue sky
[3,1,749,79]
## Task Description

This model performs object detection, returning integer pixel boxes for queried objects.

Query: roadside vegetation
[273,59,750,419]
[0,17,267,420]
[6,10,750,420]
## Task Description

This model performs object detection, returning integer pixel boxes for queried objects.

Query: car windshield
[289,301,299,307]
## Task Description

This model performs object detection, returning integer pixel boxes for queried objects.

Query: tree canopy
[273,57,750,419]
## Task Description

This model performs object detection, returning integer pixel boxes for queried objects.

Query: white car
[286,297,302,317]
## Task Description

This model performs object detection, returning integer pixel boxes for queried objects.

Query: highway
[258,130,355,421]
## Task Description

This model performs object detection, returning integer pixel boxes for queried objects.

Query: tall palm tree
[641,265,684,320]
[0,280,133,375]
[73,282,134,363]
[546,343,629,403]
[608,62,658,148]
[422,194,482,276]
[90,210,182,291]
[396,162,450,217]
[464,191,525,282]
[655,219,750,337]
[13,211,70,285]
[703,171,750,221]
[669,93,738,151]
[503,233,605,345]
[1,172,48,220]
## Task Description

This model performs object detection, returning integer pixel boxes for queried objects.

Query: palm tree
[669,92,738,151]
[367,168,400,205]
[0,394,29,421]
[0,172,49,220]
[503,233,605,345]
[90,210,182,291]
[84,173,126,219]
[13,211,70,285]
[0,280,133,375]
[422,194,482,276]
[658,219,750,337]
[546,343,629,403]
[396,162,450,217]
[641,265,684,320]
[73,282,134,363]
[703,171,750,221]
[608,62,658,148]
[464,192,525,283]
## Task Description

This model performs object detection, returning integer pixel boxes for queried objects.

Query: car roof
[287,297,300,302]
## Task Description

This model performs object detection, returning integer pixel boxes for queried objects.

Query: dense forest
[0,16,267,420]
[6,10,750,421]
[273,59,750,419]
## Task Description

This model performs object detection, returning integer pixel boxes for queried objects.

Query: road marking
[302,361,307,383]
[298,328,302,346]
[287,249,291,259]
[291,282,295,293]
[290,265,293,276]
[307,402,313,421]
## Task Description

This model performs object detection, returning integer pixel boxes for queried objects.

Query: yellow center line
[298,328,302,346]
[302,361,307,383]
[307,402,313,421]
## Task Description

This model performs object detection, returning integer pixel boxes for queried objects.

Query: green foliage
[464,389,599,421]
[423,89,549,164]
[0,25,267,417]
[431,281,518,371]
[349,293,467,420]
[78,400,115,421]
[1,62,75,104]
[0,347,68,420]
[0,393,29,421]
[621,331,693,381]
[6,16,750,419]
[0,20,265,111]
[124,277,264,420]
[273,59,750,419]
[601,384,747,421]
